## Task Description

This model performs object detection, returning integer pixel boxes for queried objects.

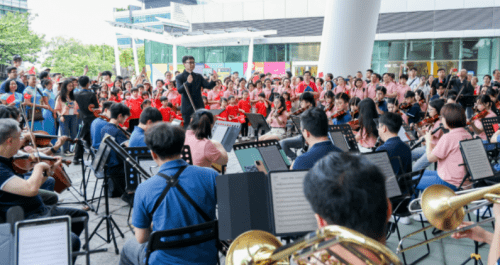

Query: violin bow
[20,103,42,164]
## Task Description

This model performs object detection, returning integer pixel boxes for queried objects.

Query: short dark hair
[437,68,445,73]
[131,88,139,93]
[0,105,20,120]
[429,99,445,114]
[400,74,408,80]
[404,90,415,99]
[441,103,466,128]
[102,101,114,113]
[300,107,328,137]
[109,103,130,119]
[189,109,214,140]
[304,152,388,241]
[300,92,316,107]
[334,92,349,103]
[182,55,195,63]
[139,107,163,125]
[102,71,112,77]
[410,67,418,72]
[326,73,333,80]
[39,71,49,80]
[379,112,403,134]
[376,86,387,95]
[160,96,168,102]
[304,71,311,76]
[366,69,373,74]
[145,123,185,160]
[78,76,90,87]
[6,66,16,74]
[372,73,381,80]
[41,79,52,88]
[258,92,265,98]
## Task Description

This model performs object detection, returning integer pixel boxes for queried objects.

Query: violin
[332,110,347,119]
[417,114,439,128]
[348,119,360,130]
[276,106,285,116]
[291,106,310,116]
[351,110,359,119]
[12,152,71,174]
[325,103,335,112]
[399,103,411,110]
[88,104,101,117]
[419,99,425,105]
[467,110,489,125]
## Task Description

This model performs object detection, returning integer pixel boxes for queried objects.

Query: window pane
[253,45,265,62]
[407,40,431,61]
[225,46,248,63]
[205,47,224,63]
[433,61,460,76]
[289,43,320,61]
[387,41,405,61]
[434,39,460,60]
[266,44,286,62]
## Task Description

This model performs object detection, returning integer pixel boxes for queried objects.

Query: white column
[318,0,381,77]
[245,37,254,80]
[173,44,178,73]
[114,35,122,76]
[131,38,140,76]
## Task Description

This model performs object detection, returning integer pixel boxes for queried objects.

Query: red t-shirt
[255,102,267,117]
[297,81,318,93]
[152,98,162,108]
[238,99,251,113]
[175,94,182,107]
[285,101,292,112]
[158,106,172,122]
[226,105,240,122]
[217,109,228,121]
[204,105,211,110]
[126,97,144,119]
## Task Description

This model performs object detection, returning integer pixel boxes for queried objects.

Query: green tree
[119,46,146,71]
[0,12,44,65]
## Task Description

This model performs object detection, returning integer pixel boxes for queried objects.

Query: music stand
[124,147,152,192]
[208,109,224,117]
[233,140,290,173]
[361,151,403,199]
[481,117,500,143]
[244,113,270,141]
[459,138,496,182]
[328,124,359,153]
[211,120,241,152]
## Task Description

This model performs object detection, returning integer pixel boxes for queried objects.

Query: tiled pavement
[57,151,495,265]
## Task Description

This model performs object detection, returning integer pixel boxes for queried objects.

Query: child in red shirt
[217,98,229,121]
[226,96,240,123]
[158,96,172,122]
[283,92,292,112]
[203,96,210,110]
[126,88,144,132]
[238,90,251,138]
[255,92,268,117]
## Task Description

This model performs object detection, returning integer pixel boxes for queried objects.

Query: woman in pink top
[350,78,367,100]
[355,99,379,152]
[163,83,179,103]
[223,80,237,99]
[254,80,264,99]
[416,103,472,193]
[319,81,333,106]
[263,78,273,100]
[387,98,409,124]
[470,95,497,140]
[333,77,348,95]
[260,95,288,141]
[207,80,223,110]
[184,110,228,168]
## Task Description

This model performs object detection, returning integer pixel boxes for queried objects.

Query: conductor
[176,55,218,128]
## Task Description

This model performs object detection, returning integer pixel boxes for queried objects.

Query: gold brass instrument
[397,184,500,253]
[226,225,401,265]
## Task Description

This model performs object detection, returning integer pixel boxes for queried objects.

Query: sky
[29,0,142,46]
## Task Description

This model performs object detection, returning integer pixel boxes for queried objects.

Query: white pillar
[114,35,122,76]
[131,37,140,76]
[173,44,178,73]
[245,37,254,80]
[318,0,381,77]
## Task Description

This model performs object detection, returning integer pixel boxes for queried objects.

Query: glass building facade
[114,9,170,48]
[145,37,500,79]
[0,0,28,16]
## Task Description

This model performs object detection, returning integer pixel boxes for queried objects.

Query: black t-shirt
[0,156,45,219]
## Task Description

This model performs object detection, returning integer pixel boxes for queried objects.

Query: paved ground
[57,151,495,265]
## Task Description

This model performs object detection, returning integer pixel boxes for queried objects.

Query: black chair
[144,220,220,265]
[390,169,430,265]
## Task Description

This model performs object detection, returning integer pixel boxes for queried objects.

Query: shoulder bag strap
[149,166,187,219]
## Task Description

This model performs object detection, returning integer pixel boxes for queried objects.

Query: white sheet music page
[18,221,69,265]
[398,127,409,142]
[212,126,228,143]
[461,140,494,180]
[270,171,317,235]
[363,153,402,198]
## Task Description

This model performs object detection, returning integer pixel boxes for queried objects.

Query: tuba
[226,225,401,265]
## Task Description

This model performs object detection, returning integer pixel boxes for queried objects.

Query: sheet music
[362,152,402,198]
[222,127,240,152]
[211,126,228,144]
[18,221,69,265]
[329,131,349,152]
[270,171,317,235]
[461,139,494,180]
[398,127,410,142]
[259,146,289,172]
[139,160,158,176]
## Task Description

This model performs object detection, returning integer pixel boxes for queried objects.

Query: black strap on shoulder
[149,166,187,219]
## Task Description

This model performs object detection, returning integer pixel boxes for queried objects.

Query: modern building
[113,0,500,82]
[0,0,28,16]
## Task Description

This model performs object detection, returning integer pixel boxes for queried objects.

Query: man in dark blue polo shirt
[129,107,163,148]
[376,112,412,176]
[292,107,342,170]
[101,103,130,198]
[90,101,114,149]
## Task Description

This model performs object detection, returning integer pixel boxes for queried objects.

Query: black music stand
[208,109,224,117]
[181,145,193,165]
[233,140,290,173]
[124,147,152,192]
[328,124,359,153]
[85,135,124,254]
[244,113,270,141]
[211,120,241,152]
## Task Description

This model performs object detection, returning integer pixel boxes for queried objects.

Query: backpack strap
[149,166,187,219]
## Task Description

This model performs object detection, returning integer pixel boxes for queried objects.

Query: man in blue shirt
[129,107,163,148]
[332,92,351,125]
[375,86,388,114]
[120,123,219,265]
[91,101,114,149]
[0,66,25,93]
[376,112,412,176]
[403,90,422,125]
[292,107,342,170]
[101,103,130,197]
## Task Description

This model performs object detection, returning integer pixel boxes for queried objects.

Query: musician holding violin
[468,95,497,140]
[401,91,422,125]
[374,86,388,114]
[331,93,351,125]
[0,118,88,264]
[259,95,288,141]
[411,99,445,172]
[91,101,114,150]
[387,98,409,124]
